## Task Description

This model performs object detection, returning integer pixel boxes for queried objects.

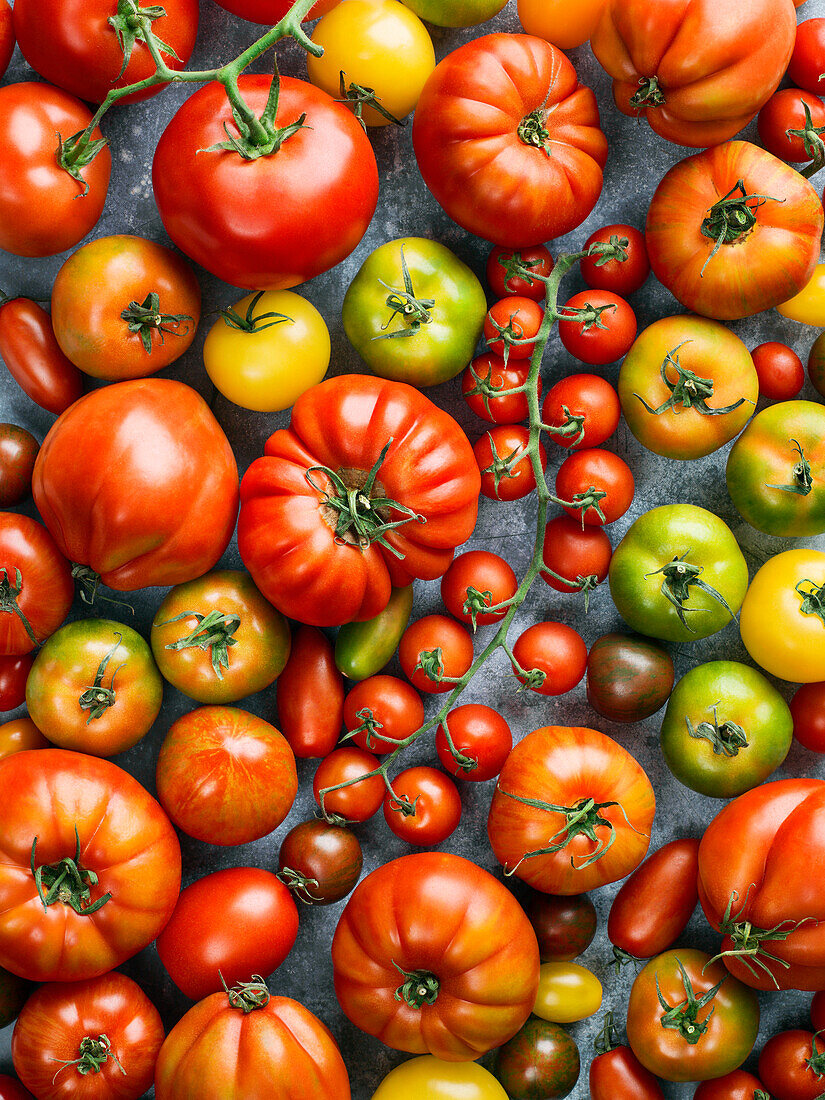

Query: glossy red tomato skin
[399,615,474,694]
[440,550,518,626]
[462,354,536,425]
[0,299,83,415]
[436,703,512,782]
[313,746,385,822]
[580,224,650,296]
[542,374,621,450]
[555,449,635,526]
[157,867,298,1001]
[558,291,637,365]
[757,89,825,163]
[0,749,181,982]
[812,989,825,1031]
[0,426,38,508]
[213,0,338,22]
[11,972,164,1100]
[383,766,462,845]
[758,1030,825,1100]
[693,1069,767,1100]
[277,626,344,759]
[608,839,700,960]
[13,0,198,105]
[0,1,13,78]
[789,19,825,95]
[751,341,805,400]
[0,513,74,656]
[33,379,239,592]
[343,675,424,754]
[791,682,825,753]
[484,296,544,360]
[0,83,110,258]
[486,244,554,300]
[590,1045,664,1100]
[475,425,547,501]
[0,1075,35,1100]
[0,655,33,712]
[541,516,612,594]
[413,34,607,247]
[153,76,378,290]
[512,622,587,696]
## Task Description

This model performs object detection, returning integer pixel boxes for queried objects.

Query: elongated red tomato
[0,299,83,415]
[277,625,344,758]
[0,513,74,656]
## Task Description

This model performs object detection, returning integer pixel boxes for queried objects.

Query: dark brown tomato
[0,966,31,1028]
[526,891,597,962]
[808,330,825,399]
[277,819,363,905]
[586,632,674,723]
[277,625,344,758]
[494,1018,580,1099]
[0,426,38,507]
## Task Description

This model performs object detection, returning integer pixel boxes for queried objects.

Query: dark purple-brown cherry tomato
[790,681,825,753]
[277,625,344,759]
[0,298,83,414]
[277,819,363,905]
[435,703,512,782]
[586,633,675,724]
[494,1018,580,1099]
[751,341,805,400]
[807,331,825,398]
[0,426,38,507]
[525,890,598,962]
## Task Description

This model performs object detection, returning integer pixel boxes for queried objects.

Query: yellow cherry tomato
[777,262,825,325]
[308,0,435,128]
[532,961,603,1023]
[371,1056,508,1099]
[203,290,330,413]
[740,548,825,683]
[517,0,607,49]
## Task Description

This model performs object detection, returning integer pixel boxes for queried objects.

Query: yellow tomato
[532,961,603,1023]
[371,1056,508,1099]
[308,0,435,128]
[203,290,330,413]
[777,262,825,325]
[740,549,825,683]
[517,0,607,49]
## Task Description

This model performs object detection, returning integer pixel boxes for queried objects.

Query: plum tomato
[751,341,805,400]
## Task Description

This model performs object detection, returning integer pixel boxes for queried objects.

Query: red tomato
[11,972,164,1100]
[558,290,637,366]
[277,819,362,906]
[486,244,554,300]
[0,425,38,508]
[475,424,547,501]
[462,354,537,425]
[399,614,474,694]
[751,342,805,401]
[0,655,33,712]
[157,867,298,1001]
[580,224,650,296]
[313,746,385,822]
[0,83,110,257]
[511,622,587,696]
[483,296,544,360]
[694,1069,767,1100]
[153,75,378,290]
[435,703,512,782]
[791,682,825,753]
[0,1077,34,1100]
[33,379,239,592]
[757,89,825,163]
[276,625,344,758]
[759,1029,825,1100]
[812,989,825,1031]
[789,19,825,95]
[589,1019,664,1100]
[440,550,518,628]
[413,34,607,246]
[554,449,635,527]
[13,0,197,105]
[383,766,462,845]
[0,717,49,761]
[0,1,12,78]
[0,298,83,415]
[0,749,181,982]
[541,373,621,450]
[0,512,74,656]
[213,0,338,22]
[541,515,612,596]
[343,675,424,754]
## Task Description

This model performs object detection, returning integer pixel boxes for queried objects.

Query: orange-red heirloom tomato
[646,141,824,321]
[0,749,181,983]
[0,512,74,656]
[590,0,795,147]
[238,375,479,627]
[32,379,239,592]
[488,726,655,894]
[331,851,540,1060]
[11,972,164,1100]
[154,982,351,1100]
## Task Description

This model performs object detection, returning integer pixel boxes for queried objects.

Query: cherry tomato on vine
[512,622,588,697]
[580,224,650,296]
[277,818,363,905]
[462,354,538,425]
[440,550,518,628]
[555,449,635,526]
[383,766,462,846]
[757,89,825,163]
[789,19,825,95]
[0,426,38,508]
[693,1069,767,1100]
[494,1018,580,1100]
[541,516,612,596]
[435,704,512,782]
[541,374,620,450]
[399,615,474,694]
[759,1029,825,1100]
[0,654,33,712]
[0,717,49,761]
[525,892,597,962]
[751,341,805,400]
[313,746,385,822]
[486,244,553,300]
[792,682,825,752]
[0,299,83,415]
[484,296,544,361]
[475,425,547,501]
[558,291,637,366]
[342,675,424,754]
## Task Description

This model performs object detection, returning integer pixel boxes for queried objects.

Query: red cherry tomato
[791,682,825,753]
[512,622,588,696]
[555,448,635,526]
[751,341,805,401]
[440,550,518,627]
[475,424,547,501]
[789,19,825,96]
[558,290,637,366]
[580,224,650,297]
[694,1069,767,1099]
[383,765,462,845]
[542,373,621,450]
[0,654,33,712]
[757,89,825,163]
[399,614,474,694]
[542,515,612,596]
[343,675,424,754]
[484,296,544,360]
[313,746,385,822]
[486,244,554,300]
[759,1029,825,1100]
[0,299,83,415]
[462,354,539,425]
[0,425,38,508]
[276,625,344,759]
[435,703,513,782]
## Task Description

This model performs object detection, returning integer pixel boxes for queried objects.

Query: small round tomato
[399,614,474,694]
[494,1018,580,1100]
[308,0,435,127]
[517,0,606,49]
[789,19,825,95]
[26,620,163,757]
[0,655,33,712]
[50,235,201,381]
[313,745,385,822]
[525,892,597,962]
[808,331,825,399]
[751,341,805,400]
[791,682,825,752]
[486,244,554,301]
[586,633,674,724]
[557,291,637,366]
[277,818,363,905]
[0,718,49,761]
[759,1029,825,1100]
[383,766,462,846]
[156,867,299,1002]
[436,704,512,782]
[542,374,620,450]
[484,296,544,361]
[372,1057,508,1099]
[0,426,38,508]
[541,516,612,597]
[440,550,518,628]
[462,355,537,425]
[694,1070,768,1100]
[580,224,650,296]
[512,622,587,696]
[203,289,330,413]
[156,706,297,846]
[151,569,291,704]
[475,425,547,501]
[533,962,602,1024]
[343,674,424,753]
[0,512,74,656]
[554,448,635,526]
[278,625,344,759]
[758,89,825,163]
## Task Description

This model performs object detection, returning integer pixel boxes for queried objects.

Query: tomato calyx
[787,99,825,179]
[807,1030,825,1077]
[223,973,271,1014]
[335,70,404,130]
[276,866,323,904]
[634,341,750,418]
[655,956,724,1046]
[551,485,608,526]
[630,75,666,110]
[685,704,748,758]
[484,311,534,367]
[0,566,38,648]
[496,249,550,294]
[414,646,458,687]
[373,246,435,341]
[766,439,814,496]
[558,300,615,332]
[593,1011,621,1056]
[646,555,736,632]
[464,360,526,420]
[218,290,292,333]
[341,706,387,751]
[31,826,113,916]
[479,433,529,498]
[796,578,825,626]
[120,291,194,354]
[462,585,494,632]
[78,631,125,722]
[541,405,586,447]
[438,715,478,774]
[517,108,552,157]
[587,234,630,268]
[699,180,779,276]
[204,68,309,162]
[392,961,440,1008]
[710,889,814,987]
[52,1033,125,1080]
[108,0,182,81]
[56,130,110,195]
[156,609,241,680]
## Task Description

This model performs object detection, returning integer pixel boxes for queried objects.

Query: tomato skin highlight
[0,299,83,415]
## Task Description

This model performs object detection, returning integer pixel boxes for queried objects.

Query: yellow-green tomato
[371,1056,508,1099]
[399,0,506,27]
[203,290,330,412]
[777,262,825,325]
[308,0,435,128]
[532,961,603,1024]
